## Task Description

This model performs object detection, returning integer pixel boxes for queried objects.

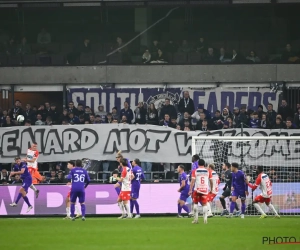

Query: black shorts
[222,188,231,198]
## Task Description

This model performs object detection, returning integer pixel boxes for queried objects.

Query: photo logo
[146,91,180,112]
[262,237,300,245]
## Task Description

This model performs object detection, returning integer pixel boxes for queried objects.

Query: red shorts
[192,191,208,205]
[119,191,131,201]
[207,193,217,202]
[67,191,71,198]
[255,195,271,204]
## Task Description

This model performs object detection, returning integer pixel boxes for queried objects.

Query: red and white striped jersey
[254,173,272,198]
[192,167,212,195]
[209,170,220,194]
[121,167,132,191]
[26,148,39,169]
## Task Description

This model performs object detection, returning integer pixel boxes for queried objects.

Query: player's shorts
[222,188,231,197]
[119,191,131,201]
[70,190,85,203]
[192,191,208,205]
[179,192,189,202]
[207,193,217,202]
[254,195,271,204]
[22,178,32,192]
[131,185,140,199]
[28,168,42,184]
[67,191,71,198]
[231,190,246,200]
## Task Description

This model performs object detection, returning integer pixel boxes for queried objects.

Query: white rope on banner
[98,7,179,64]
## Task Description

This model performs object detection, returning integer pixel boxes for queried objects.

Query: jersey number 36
[74,174,85,182]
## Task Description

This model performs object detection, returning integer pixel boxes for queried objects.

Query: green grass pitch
[1,216,300,250]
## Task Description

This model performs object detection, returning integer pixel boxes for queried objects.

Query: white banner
[0,125,299,166]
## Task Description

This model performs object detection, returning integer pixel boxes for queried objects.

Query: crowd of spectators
[1,92,300,130]
[0,91,300,185]
[1,27,300,65]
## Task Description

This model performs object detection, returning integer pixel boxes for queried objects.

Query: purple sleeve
[182,173,187,181]
[13,164,19,172]
[126,158,132,169]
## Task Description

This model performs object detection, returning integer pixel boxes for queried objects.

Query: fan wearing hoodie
[95,104,107,122]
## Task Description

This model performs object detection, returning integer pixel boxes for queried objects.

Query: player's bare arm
[188,179,195,195]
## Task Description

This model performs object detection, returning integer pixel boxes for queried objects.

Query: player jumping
[189,159,213,224]
[206,163,220,217]
[220,162,240,216]
[67,159,90,221]
[130,159,145,219]
[64,161,82,220]
[227,163,248,219]
[9,157,33,212]
[177,165,190,218]
[23,142,41,198]
[246,166,280,219]
[116,158,132,219]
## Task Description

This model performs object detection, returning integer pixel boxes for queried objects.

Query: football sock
[118,202,125,215]
[124,203,131,216]
[206,202,212,214]
[23,196,31,207]
[241,203,246,214]
[81,204,86,217]
[203,205,208,222]
[178,204,182,215]
[15,193,22,204]
[70,203,75,217]
[254,203,265,215]
[219,197,226,209]
[268,204,279,216]
[30,184,37,192]
[130,200,134,214]
[134,200,140,215]
[193,204,198,221]
[230,201,236,213]
[182,205,189,213]
[66,207,70,217]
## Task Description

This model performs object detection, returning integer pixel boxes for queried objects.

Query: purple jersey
[19,162,31,180]
[232,170,247,191]
[131,166,145,186]
[191,161,198,171]
[13,163,21,172]
[68,167,90,191]
[179,172,189,194]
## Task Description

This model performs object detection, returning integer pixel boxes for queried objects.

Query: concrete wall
[0,64,300,85]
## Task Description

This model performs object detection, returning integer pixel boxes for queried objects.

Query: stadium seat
[94,53,107,64]
[80,53,93,65]
[173,52,187,64]
[51,54,65,65]
[23,54,36,66]
[8,55,22,66]
[47,43,60,54]
[188,52,201,64]
[60,43,74,55]
[0,54,7,66]
[131,55,142,64]
[91,43,103,53]
[107,53,122,64]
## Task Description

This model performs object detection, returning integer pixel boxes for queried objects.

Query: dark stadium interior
[1,3,300,65]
